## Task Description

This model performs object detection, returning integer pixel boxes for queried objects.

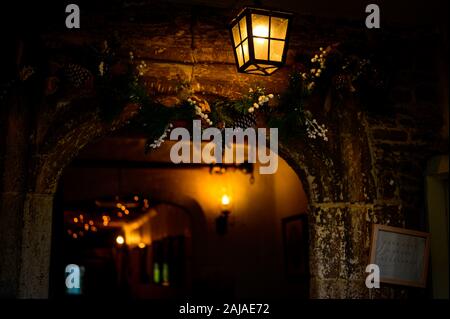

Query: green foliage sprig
[88,40,388,151]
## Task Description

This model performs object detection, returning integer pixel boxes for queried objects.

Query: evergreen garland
[90,40,389,151]
[1,36,389,153]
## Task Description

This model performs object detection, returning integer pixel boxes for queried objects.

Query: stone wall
[0,3,447,298]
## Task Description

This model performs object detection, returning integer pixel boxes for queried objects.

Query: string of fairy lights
[65,194,150,240]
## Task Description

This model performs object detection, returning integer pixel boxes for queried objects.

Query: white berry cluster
[149,123,173,149]
[248,88,274,113]
[187,98,213,126]
[99,61,105,76]
[137,60,148,77]
[310,47,328,75]
[306,117,328,141]
[300,46,330,92]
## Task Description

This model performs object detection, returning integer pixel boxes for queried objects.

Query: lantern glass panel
[269,39,285,62]
[239,17,248,41]
[235,45,244,66]
[265,67,278,74]
[232,24,241,46]
[270,17,288,39]
[242,39,250,62]
[251,14,270,38]
[254,37,268,60]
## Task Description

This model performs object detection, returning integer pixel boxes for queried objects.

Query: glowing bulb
[73,217,78,223]
[116,235,125,245]
[253,25,269,37]
[255,37,265,45]
[138,242,146,249]
[221,194,231,207]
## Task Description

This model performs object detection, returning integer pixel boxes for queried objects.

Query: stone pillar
[18,193,54,298]
[0,193,26,296]
[308,204,371,299]
[0,90,30,297]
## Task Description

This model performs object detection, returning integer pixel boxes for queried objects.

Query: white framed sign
[369,224,430,288]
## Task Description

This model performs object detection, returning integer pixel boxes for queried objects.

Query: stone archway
[2,72,381,299]
[14,90,334,298]
[1,6,381,298]
[1,2,442,301]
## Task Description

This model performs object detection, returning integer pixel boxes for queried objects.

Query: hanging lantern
[229,7,293,75]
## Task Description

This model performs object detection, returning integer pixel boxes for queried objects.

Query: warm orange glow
[125,209,130,215]
[253,25,269,38]
[88,220,94,226]
[73,217,78,223]
[116,235,125,245]
[221,194,231,207]
[231,9,291,75]
[138,242,146,249]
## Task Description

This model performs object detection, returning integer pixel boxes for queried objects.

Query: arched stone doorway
[47,126,311,299]
[0,5,377,299]
[1,1,445,301]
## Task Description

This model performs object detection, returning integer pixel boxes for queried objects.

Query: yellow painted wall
[62,146,308,298]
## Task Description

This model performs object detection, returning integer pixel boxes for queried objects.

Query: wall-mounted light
[216,193,232,235]
[229,7,293,75]
[221,194,231,208]
[116,235,125,245]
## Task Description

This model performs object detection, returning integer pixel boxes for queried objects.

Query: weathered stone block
[370,204,404,227]
[18,193,54,298]
[310,277,369,299]
[371,129,408,142]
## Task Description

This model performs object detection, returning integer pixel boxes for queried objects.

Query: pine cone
[233,113,257,130]
[64,64,92,88]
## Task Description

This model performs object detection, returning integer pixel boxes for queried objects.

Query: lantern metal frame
[229,7,293,76]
